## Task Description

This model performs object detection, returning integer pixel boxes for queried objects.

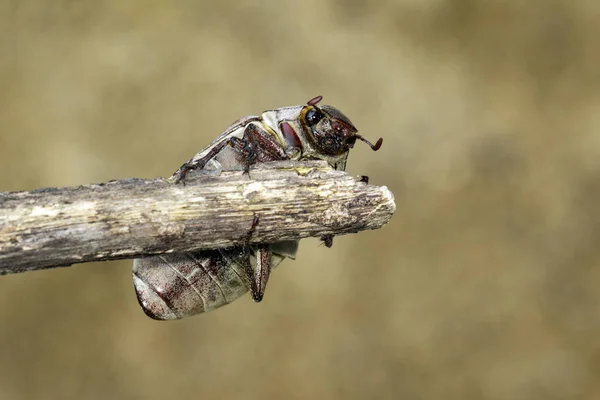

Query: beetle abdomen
[133,250,244,320]
[133,242,296,320]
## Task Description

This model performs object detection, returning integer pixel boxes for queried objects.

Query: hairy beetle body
[133,96,382,320]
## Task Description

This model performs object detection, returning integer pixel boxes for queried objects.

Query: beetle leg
[244,215,271,302]
[175,121,287,183]
[246,213,260,239]
[173,140,230,184]
[252,244,272,302]
[234,214,272,302]
[320,234,334,248]
[229,136,258,176]
[236,244,272,303]
[245,123,288,161]
[229,123,288,175]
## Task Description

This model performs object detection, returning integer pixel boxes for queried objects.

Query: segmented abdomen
[133,247,289,320]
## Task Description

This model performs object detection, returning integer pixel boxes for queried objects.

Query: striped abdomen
[133,242,296,320]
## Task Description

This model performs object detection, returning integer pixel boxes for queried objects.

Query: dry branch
[0,160,395,275]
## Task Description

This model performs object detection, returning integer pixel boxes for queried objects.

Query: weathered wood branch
[0,160,395,275]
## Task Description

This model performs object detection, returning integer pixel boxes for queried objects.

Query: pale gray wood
[0,160,395,275]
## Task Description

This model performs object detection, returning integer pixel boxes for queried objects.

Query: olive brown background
[1,1,599,399]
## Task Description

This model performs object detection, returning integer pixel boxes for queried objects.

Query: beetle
[132,96,382,320]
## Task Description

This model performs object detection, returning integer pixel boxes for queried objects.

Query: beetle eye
[305,108,323,126]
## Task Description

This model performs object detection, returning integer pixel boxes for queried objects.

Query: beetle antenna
[355,135,383,151]
[307,95,323,106]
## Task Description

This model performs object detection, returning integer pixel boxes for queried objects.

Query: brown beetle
[133,96,382,320]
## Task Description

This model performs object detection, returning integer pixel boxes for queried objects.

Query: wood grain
[0,160,395,274]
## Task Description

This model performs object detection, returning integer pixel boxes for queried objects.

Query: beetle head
[301,96,382,157]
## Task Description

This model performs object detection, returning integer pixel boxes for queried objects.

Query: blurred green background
[1,0,599,399]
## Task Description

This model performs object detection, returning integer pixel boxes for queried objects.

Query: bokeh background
[1,1,599,399]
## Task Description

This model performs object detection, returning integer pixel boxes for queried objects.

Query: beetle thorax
[260,106,351,171]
